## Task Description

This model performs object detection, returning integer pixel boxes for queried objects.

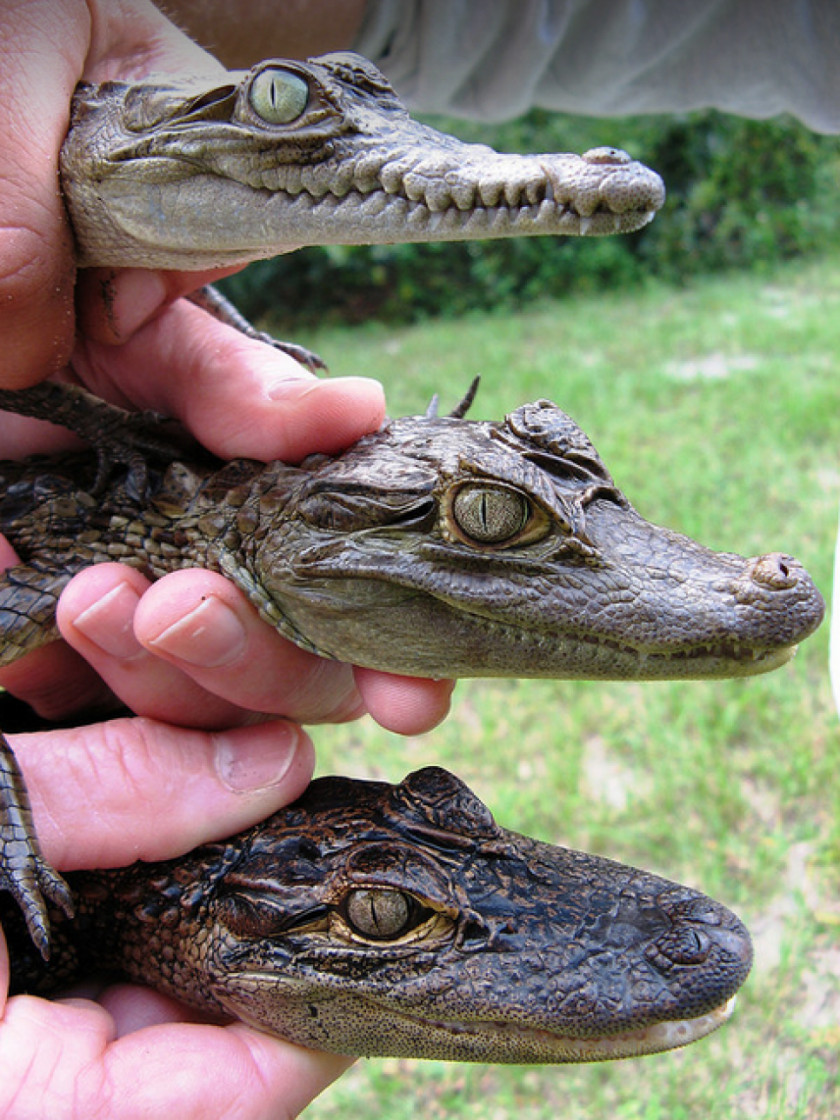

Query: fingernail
[214,724,302,791]
[73,582,144,659]
[265,372,312,401]
[110,269,169,338]
[146,595,247,667]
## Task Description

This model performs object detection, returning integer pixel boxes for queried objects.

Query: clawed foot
[189,285,327,372]
[1,733,74,959]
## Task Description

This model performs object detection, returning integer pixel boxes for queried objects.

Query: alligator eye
[250,68,309,124]
[344,888,416,940]
[451,483,529,544]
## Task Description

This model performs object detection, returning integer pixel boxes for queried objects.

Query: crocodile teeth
[445,177,476,211]
[478,181,504,207]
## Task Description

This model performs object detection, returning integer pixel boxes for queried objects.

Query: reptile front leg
[189,285,327,372]
[0,731,74,959]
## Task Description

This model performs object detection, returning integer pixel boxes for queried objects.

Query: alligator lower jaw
[389,994,737,1064]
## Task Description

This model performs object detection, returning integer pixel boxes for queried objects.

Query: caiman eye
[451,483,529,544]
[343,888,419,940]
[250,68,309,124]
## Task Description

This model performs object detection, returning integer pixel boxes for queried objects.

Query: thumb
[0,0,225,389]
[0,1,90,385]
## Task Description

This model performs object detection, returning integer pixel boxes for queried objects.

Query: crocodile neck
[4,767,752,1063]
[60,52,666,269]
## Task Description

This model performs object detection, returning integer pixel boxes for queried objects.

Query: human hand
[0,6,448,1115]
[0,713,354,1120]
[0,0,454,735]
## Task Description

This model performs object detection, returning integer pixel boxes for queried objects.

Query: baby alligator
[0,381,824,959]
[3,766,753,1063]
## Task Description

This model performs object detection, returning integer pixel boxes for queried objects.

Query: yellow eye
[451,484,529,544]
[249,69,309,124]
[344,889,415,940]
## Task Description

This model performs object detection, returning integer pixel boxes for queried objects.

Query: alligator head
[8,768,752,1063]
[61,52,666,269]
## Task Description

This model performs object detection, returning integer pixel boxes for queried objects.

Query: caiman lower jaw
[630,641,798,679]
[378,995,737,1063]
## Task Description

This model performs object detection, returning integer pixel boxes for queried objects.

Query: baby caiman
[0,380,824,959]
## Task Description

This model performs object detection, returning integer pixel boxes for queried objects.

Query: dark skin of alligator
[0,380,825,961]
[3,767,753,1063]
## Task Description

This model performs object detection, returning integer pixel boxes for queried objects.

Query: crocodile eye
[344,888,415,940]
[451,483,529,544]
[250,69,309,124]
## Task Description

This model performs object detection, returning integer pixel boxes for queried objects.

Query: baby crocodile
[61,52,666,271]
[0,381,824,959]
[3,766,753,1063]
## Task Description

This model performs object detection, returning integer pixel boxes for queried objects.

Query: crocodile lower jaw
[261,187,658,238]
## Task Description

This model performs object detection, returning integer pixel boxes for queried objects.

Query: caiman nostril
[749,552,798,590]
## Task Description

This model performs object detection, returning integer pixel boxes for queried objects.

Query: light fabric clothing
[354,0,840,132]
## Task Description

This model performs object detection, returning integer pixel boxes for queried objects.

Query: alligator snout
[644,892,754,978]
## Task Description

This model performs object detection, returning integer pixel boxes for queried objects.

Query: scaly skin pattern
[0,383,823,679]
[4,767,753,1063]
[0,381,824,958]
[60,52,667,269]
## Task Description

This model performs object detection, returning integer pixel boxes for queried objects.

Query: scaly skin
[3,767,753,1063]
[0,382,823,679]
[60,52,666,269]
[0,381,824,958]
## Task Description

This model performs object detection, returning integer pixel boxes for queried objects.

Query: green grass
[271,253,840,1119]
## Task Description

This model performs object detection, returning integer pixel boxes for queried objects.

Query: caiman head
[61,53,666,269]
[243,395,825,680]
[98,768,752,1063]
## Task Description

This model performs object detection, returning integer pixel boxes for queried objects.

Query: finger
[56,565,259,728]
[0,1,88,385]
[0,534,118,718]
[0,640,117,722]
[354,667,456,735]
[76,265,242,344]
[10,716,315,871]
[71,298,386,460]
[0,996,352,1120]
[59,565,367,726]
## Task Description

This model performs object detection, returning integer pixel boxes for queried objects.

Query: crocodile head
[61,53,666,269]
[246,398,824,680]
[125,768,751,1062]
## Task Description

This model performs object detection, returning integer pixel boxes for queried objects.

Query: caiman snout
[747,552,803,590]
[732,552,824,643]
